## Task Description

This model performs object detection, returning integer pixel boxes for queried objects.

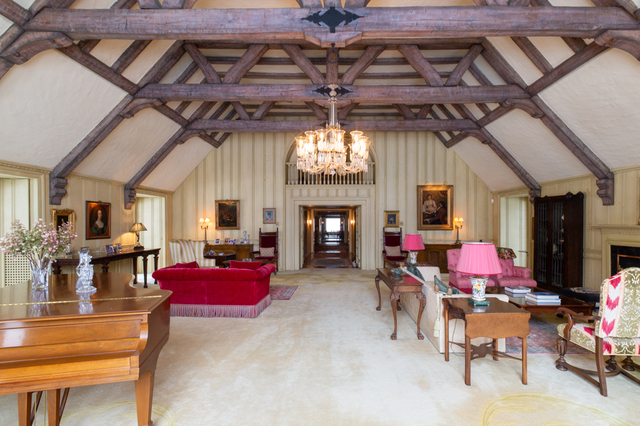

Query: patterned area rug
[506,316,591,355]
[270,285,298,300]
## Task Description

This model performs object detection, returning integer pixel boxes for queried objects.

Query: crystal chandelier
[296,84,371,176]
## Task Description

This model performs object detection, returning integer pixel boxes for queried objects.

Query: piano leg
[47,389,61,426]
[135,370,155,426]
[18,392,32,426]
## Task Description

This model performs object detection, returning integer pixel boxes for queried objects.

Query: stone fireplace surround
[596,225,640,279]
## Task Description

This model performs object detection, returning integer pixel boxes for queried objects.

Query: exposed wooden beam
[185,42,221,83]
[595,30,640,61]
[344,0,371,6]
[326,47,339,84]
[207,55,462,68]
[1,31,73,65]
[0,57,12,79]
[58,44,139,94]
[232,101,251,120]
[341,45,385,85]
[137,83,529,104]
[324,0,342,7]
[338,102,358,120]
[393,104,416,120]
[468,63,493,86]
[162,0,185,8]
[111,40,151,74]
[305,101,327,120]
[529,0,588,53]
[137,41,185,86]
[511,37,553,74]
[398,45,443,86]
[0,0,31,25]
[49,96,133,204]
[445,45,483,86]
[223,44,268,84]
[298,0,322,7]
[24,8,640,41]
[137,0,161,8]
[189,119,479,132]
[443,131,469,148]
[251,101,275,120]
[531,96,614,204]
[155,104,189,126]
[417,104,433,119]
[282,44,325,84]
[527,42,608,95]
[481,39,528,88]
[477,105,513,127]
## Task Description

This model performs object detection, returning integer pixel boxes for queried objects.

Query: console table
[375,268,426,340]
[53,248,160,288]
[204,243,252,261]
[444,298,530,386]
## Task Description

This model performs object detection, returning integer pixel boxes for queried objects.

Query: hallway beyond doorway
[302,206,358,269]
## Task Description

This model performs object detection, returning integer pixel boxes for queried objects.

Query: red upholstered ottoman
[152,263,276,318]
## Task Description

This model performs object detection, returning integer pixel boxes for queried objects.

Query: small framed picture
[51,208,76,232]
[105,244,114,254]
[115,243,122,252]
[224,238,230,243]
[263,208,276,224]
[86,201,111,240]
[384,211,399,228]
[214,239,220,244]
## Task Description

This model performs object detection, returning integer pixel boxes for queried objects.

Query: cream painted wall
[539,166,640,290]
[172,131,495,270]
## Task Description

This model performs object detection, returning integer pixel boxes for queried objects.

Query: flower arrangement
[0,219,77,289]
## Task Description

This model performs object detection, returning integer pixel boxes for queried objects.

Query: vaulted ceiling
[1,0,640,208]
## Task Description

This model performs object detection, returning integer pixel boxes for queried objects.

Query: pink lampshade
[402,234,425,251]
[456,242,502,275]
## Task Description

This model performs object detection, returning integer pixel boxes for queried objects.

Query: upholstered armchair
[446,248,497,292]
[251,228,278,274]
[556,267,640,396]
[492,258,536,287]
[383,228,408,268]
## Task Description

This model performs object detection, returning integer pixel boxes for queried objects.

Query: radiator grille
[3,253,31,286]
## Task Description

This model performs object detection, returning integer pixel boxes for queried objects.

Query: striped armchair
[169,240,217,268]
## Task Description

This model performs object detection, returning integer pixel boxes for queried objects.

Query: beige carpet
[1,269,637,425]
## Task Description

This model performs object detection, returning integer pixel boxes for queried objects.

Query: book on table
[527,292,561,299]
[525,292,561,305]
[505,286,532,297]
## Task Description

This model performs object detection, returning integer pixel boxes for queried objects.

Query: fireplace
[611,245,640,275]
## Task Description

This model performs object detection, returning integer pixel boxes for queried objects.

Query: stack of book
[525,292,561,305]
[504,286,532,297]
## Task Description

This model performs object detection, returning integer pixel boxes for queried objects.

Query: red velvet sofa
[152,262,276,318]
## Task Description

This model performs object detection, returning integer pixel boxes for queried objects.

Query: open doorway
[135,193,167,283]
[302,206,358,268]
[500,194,530,268]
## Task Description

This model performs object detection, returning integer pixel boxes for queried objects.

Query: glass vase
[29,257,51,291]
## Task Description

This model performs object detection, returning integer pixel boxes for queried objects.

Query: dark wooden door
[533,192,584,289]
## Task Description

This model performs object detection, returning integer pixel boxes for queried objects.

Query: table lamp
[402,234,425,265]
[199,217,210,242]
[129,222,147,250]
[456,242,502,302]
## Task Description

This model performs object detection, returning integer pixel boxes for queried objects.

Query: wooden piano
[0,273,172,426]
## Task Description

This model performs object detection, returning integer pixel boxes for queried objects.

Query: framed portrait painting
[263,208,276,224]
[216,200,240,230]
[51,208,76,231]
[86,201,111,239]
[417,185,453,230]
[384,211,399,228]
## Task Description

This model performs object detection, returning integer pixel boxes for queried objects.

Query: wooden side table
[375,268,426,340]
[203,252,236,267]
[444,297,530,386]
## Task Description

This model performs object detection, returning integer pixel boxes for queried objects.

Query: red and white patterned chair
[556,267,640,396]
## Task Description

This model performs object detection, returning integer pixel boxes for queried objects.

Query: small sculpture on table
[75,248,96,295]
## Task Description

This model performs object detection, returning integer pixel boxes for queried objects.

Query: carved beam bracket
[529,189,541,203]
[49,176,68,205]
[596,178,615,206]
[124,186,136,210]
[120,98,162,118]
[595,30,640,60]
[303,7,362,34]
[502,98,543,118]
[1,31,72,64]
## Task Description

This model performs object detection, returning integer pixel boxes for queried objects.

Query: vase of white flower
[0,219,77,291]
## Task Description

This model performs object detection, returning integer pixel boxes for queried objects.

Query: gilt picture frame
[51,208,76,232]
[86,201,111,240]
[417,185,453,230]
[215,200,240,230]
[384,211,399,228]
[263,208,276,224]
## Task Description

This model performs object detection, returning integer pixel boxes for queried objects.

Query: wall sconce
[307,219,312,226]
[199,217,210,242]
[453,217,464,245]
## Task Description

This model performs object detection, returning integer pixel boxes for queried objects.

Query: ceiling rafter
[398,45,443,86]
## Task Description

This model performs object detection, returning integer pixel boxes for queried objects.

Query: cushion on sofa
[175,261,200,269]
[230,260,262,270]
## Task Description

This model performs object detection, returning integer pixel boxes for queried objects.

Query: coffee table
[444,297,530,386]
[375,268,426,340]
[485,287,593,315]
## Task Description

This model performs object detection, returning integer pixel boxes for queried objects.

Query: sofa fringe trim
[169,295,271,318]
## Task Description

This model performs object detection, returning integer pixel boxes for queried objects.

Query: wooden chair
[251,228,278,274]
[556,267,640,396]
[382,227,408,268]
